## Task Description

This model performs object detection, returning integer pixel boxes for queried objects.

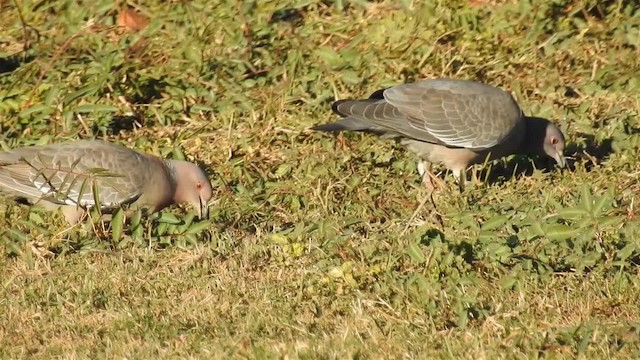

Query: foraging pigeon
[312,79,566,189]
[0,140,213,224]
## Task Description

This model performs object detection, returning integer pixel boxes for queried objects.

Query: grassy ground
[1,0,640,358]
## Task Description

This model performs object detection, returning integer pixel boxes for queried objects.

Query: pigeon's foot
[418,161,445,192]
[61,205,86,225]
[451,168,469,193]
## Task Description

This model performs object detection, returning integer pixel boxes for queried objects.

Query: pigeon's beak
[553,152,566,168]
[197,196,209,219]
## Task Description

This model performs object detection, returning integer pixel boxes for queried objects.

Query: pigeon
[311,79,566,190]
[0,140,213,224]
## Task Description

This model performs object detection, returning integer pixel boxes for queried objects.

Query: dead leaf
[117,7,149,32]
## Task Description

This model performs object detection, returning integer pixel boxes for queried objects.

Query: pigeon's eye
[196,182,203,189]
[551,137,558,145]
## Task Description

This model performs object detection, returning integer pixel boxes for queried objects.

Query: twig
[12,0,39,52]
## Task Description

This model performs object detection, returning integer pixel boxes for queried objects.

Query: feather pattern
[0,140,168,209]
[326,79,524,150]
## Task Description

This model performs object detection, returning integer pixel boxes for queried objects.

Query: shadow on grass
[125,77,167,104]
[480,127,614,186]
[0,56,22,74]
[99,115,143,135]
[419,228,476,264]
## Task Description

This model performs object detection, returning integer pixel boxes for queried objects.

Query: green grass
[1,0,640,358]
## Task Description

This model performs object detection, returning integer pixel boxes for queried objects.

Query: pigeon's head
[170,160,213,218]
[542,122,566,168]
[525,117,566,168]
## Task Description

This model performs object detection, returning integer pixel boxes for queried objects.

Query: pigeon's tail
[330,88,387,118]
[0,151,22,166]
[308,97,376,133]
[331,99,377,118]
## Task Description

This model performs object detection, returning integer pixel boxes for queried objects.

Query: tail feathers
[330,88,387,115]
[310,117,372,132]
[315,92,388,133]
[0,151,22,166]
[368,88,387,100]
[330,99,354,117]
[0,169,41,200]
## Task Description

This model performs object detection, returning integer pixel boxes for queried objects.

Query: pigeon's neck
[163,160,180,190]
[519,116,549,155]
[163,159,198,204]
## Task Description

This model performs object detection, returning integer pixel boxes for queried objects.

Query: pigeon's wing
[324,79,524,149]
[0,141,148,208]
[383,79,524,149]
[325,97,441,142]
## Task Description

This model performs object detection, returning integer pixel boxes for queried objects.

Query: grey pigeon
[312,79,566,189]
[0,140,213,224]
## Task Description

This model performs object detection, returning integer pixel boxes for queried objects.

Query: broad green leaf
[44,85,59,106]
[156,212,182,224]
[185,234,199,246]
[579,184,593,213]
[191,104,215,112]
[117,236,131,249]
[8,229,28,241]
[28,212,46,225]
[19,104,53,118]
[575,217,593,228]
[74,104,119,113]
[92,183,102,216]
[478,230,498,243]
[456,307,469,329]
[183,45,202,67]
[315,46,344,68]
[131,224,143,240]
[178,213,196,233]
[617,243,637,261]
[556,207,589,220]
[545,224,581,240]
[529,222,545,237]
[577,329,592,355]
[486,243,512,258]
[274,164,292,178]
[63,85,100,106]
[406,242,426,264]
[592,192,612,218]
[111,208,125,242]
[341,70,361,85]
[172,147,186,161]
[270,234,289,245]
[166,223,179,234]
[599,216,623,228]
[500,275,518,289]
[185,220,211,235]
[156,222,169,236]
[481,215,509,231]
[130,210,142,228]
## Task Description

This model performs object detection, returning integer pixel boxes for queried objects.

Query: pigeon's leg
[417,160,444,191]
[35,202,83,225]
[454,168,467,192]
[404,161,445,235]
[60,205,86,225]
[417,160,432,190]
[471,166,479,185]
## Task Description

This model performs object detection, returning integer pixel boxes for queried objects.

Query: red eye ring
[551,138,558,145]
[196,182,203,189]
